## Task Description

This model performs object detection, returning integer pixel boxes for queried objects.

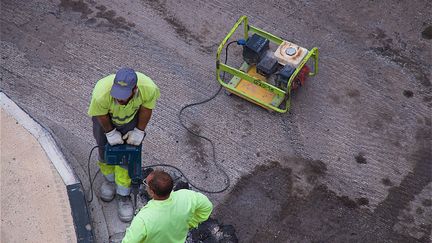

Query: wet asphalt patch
[382,177,394,187]
[421,25,432,40]
[403,90,414,98]
[59,0,136,32]
[371,28,431,88]
[215,156,431,242]
[185,123,208,166]
[354,153,367,164]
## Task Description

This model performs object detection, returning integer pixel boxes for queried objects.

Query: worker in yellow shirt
[88,68,160,222]
[122,170,213,243]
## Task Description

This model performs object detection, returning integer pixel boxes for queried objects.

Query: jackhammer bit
[131,180,141,214]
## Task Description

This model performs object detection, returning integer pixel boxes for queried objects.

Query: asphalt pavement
[1,0,431,242]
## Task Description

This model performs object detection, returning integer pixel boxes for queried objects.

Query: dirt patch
[186,123,208,166]
[95,6,135,31]
[370,28,431,87]
[403,90,414,98]
[416,207,425,215]
[373,127,432,235]
[214,161,293,242]
[354,153,367,164]
[421,25,432,39]
[346,89,360,98]
[143,0,213,53]
[338,195,359,209]
[214,158,430,242]
[357,197,369,206]
[59,0,93,18]
[382,177,393,186]
[422,199,432,207]
[58,1,135,32]
[302,159,327,183]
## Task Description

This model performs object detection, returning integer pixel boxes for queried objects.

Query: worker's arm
[122,215,147,243]
[188,192,213,229]
[123,106,152,145]
[95,114,114,132]
[136,106,152,131]
[95,114,124,145]
[95,106,152,133]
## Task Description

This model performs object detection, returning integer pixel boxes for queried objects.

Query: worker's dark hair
[148,170,174,197]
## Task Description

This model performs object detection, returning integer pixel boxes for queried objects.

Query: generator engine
[242,34,269,65]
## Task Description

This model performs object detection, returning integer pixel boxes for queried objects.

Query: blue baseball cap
[111,68,138,99]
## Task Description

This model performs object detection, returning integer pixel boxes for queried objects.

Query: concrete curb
[1,91,94,242]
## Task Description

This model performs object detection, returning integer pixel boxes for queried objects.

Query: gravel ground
[1,0,431,242]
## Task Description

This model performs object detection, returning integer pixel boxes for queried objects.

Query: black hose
[87,145,99,203]
[176,40,237,193]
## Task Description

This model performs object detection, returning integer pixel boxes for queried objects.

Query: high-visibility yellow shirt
[122,189,213,243]
[88,72,160,125]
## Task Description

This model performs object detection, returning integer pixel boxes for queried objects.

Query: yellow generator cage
[216,16,319,113]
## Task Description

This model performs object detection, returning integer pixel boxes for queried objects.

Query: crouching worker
[122,170,213,243]
[88,68,160,222]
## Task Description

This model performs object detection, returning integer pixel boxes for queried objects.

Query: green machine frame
[216,16,319,113]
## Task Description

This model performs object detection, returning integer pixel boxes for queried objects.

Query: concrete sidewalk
[1,93,91,242]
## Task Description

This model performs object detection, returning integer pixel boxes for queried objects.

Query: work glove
[122,128,146,146]
[105,128,124,146]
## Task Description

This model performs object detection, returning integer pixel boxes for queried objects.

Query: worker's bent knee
[115,165,132,190]
[98,161,115,176]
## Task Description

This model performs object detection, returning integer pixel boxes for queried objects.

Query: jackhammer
[104,143,144,211]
